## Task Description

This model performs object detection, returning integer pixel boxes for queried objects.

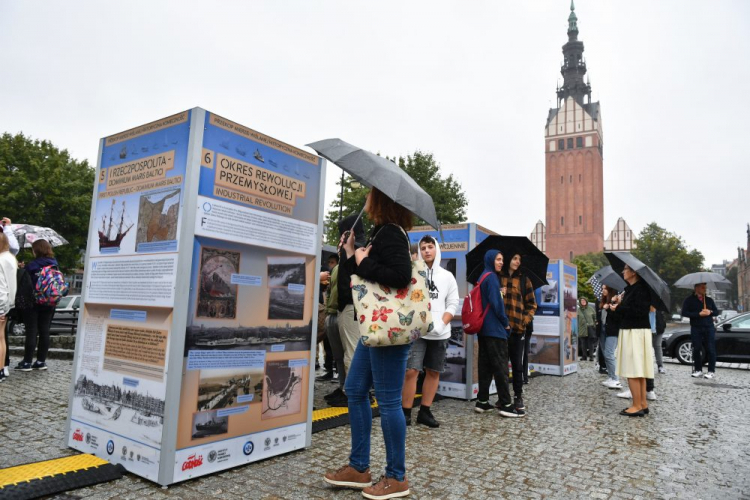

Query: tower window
[561,216,564,226]
[561,176,564,184]
[558,139,564,150]
[569,175,572,183]
[579,174,582,182]
[567,138,574,149]
[576,137,583,148]
[579,215,582,225]
[570,251,574,261]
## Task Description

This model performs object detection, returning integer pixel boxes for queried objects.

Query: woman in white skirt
[610,264,654,417]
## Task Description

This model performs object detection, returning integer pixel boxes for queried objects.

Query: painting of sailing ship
[98,198,134,250]
[191,410,229,439]
[197,247,240,319]
[261,360,303,419]
[136,188,180,247]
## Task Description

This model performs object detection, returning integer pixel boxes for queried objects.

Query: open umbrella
[465,235,549,288]
[604,252,671,313]
[588,265,627,298]
[674,272,732,291]
[10,224,69,248]
[306,138,440,230]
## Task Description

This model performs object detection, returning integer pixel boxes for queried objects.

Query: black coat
[342,224,411,290]
[611,280,652,330]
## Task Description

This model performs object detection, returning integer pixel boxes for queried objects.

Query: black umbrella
[604,252,671,313]
[674,272,732,291]
[465,235,549,288]
[589,265,627,293]
[306,139,440,230]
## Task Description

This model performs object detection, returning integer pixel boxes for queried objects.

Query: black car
[662,312,750,364]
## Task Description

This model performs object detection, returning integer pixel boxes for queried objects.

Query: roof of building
[545,100,600,128]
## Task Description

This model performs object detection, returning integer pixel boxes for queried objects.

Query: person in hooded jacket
[474,250,522,418]
[16,239,57,372]
[401,235,459,428]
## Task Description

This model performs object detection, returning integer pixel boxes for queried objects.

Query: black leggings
[477,336,510,407]
[23,306,55,363]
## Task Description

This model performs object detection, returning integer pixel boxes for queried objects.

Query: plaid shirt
[500,272,538,334]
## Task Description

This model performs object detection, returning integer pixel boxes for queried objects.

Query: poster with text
[563,263,578,368]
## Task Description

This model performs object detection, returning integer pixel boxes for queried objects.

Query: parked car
[662,312,750,364]
[50,294,81,334]
[718,310,739,322]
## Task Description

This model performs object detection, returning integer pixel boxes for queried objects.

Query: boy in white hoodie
[401,235,459,427]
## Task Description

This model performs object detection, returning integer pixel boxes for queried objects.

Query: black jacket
[682,294,719,330]
[342,224,411,290]
[611,280,652,330]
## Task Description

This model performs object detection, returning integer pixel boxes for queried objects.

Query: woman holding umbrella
[324,187,414,499]
[609,264,654,416]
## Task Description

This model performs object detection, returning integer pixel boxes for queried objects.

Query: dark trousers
[646,378,654,392]
[597,331,606,367]
[578,336,594,360]
[691,327,716,373]
[24,306,55,363]
[477,336,510,407]
[323,336,333,373]
[3,312,9,367]
[521,332,532,383]
[508,333,525,398]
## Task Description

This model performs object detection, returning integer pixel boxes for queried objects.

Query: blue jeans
[603,336,618,381]
[691,327,716,373]
[345,339,410,481]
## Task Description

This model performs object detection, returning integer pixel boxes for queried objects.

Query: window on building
[576,137,583,148]
[567,138,574,149]
[569,175,572,183]
[561,216,564,226]
[558,139,564,150]
[560,176,564,184]
[579,174,582,182]
[570,251,574,261]
[579,215,582,225]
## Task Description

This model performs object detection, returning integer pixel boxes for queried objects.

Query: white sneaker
[704,372,715,380]
[3,367,8,377]
[601,379,611,386]
[691,371,703,378]
[646,391,657,401]
[658,366,666,374]
[616,389,632,399]
[605,379,623,389]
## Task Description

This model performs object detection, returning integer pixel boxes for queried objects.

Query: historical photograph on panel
[261,360,303,419]
[267,256,306,287]
[191,410,229,440]
[197,247,240,319]
[185,322,313,354]
[197,367,264,412]
[268,287,305,320]
[135,188,181,247]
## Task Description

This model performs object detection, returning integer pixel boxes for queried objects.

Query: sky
[1,0,748,266]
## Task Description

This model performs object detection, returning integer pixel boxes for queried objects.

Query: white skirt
[615,328,654,379]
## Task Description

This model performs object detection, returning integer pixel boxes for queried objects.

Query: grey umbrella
[605,252,671,313]
[306,138,440,230]
[674,272,732,291]
[589,265,628,293]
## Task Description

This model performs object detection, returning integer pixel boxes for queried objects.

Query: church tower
[544,1,604,261]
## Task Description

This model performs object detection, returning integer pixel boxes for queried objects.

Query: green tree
[632,222,705,312]
[0,132,95,271]
[572,252,609,301]
[323,151,467,245]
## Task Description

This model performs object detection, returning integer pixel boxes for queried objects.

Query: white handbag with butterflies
[350,231,434,347]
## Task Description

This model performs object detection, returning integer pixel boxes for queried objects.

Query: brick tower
[544,1,604,261]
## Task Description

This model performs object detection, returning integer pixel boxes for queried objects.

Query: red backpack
[462,272,491,334]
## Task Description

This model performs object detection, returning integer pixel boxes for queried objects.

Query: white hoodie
[418,240,459,340]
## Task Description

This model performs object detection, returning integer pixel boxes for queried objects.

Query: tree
[323,151,467,245]
[572,252,609,301]
[0,132,95,271]
[633,223,705,312]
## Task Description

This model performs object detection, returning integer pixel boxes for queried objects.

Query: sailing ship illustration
[99,199,134,250]
[253,148,265,162]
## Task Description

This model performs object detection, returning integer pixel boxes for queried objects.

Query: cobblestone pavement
[1,357,749,499]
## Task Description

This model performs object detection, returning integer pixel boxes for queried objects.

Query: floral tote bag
[350,226,434,347]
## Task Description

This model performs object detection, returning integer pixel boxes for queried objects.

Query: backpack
[462,272,491,335]
[34,265,69,306]
[15,268,36,310]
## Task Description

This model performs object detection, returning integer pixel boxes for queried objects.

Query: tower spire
[568,0,578,35]
[556,1,591,105]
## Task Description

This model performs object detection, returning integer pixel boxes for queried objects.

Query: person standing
[577,297,596,361]
[401,235,459,428]
[323,250,348,407]
[0,232,18,382]
[610,264,654,416]
[16,239,57,372]
[500,254,537,413]
[599,286,622,389]
[324,188,414,499]
[681,283,719,379]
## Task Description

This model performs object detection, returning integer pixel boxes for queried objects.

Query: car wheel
[675,339,694,365]
[8,319,25,336]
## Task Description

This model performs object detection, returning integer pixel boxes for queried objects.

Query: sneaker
[32,361,47,370]
[616,389,632,399]
[362,475,410,500]
[646,391,657,401]
[3,367,8,377]
[416,407,439,428]
[499,405,525,418]
[514,397,525,411]
[474,401,493,413]
[658,366,666,374]
[328,393,349,407]
[316,372,334,382]
[324,388,345,401]
[15,361,32,372]
[0,371,5,383]
[324,465,372,489]
[704,372,715,380]
[691,370,703,378]
[604,379,622,389]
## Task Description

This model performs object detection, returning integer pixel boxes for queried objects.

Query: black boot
[416,405,439,428]
[403,407,412,427]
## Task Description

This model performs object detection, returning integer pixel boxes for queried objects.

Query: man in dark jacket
[682,283,719,379]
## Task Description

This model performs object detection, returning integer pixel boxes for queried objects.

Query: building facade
[738,224,750,313]
[604,217,636,252]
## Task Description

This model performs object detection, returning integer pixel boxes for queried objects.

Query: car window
[57,296,74,309]
[73,296,81,308]
[731,316,750,329]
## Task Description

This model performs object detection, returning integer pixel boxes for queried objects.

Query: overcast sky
[1,0,748,266]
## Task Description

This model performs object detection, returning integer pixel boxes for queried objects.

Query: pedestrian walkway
[1,358,749,498]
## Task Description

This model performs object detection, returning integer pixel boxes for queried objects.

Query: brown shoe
[362,475,410,499]
[324,465,372,489]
